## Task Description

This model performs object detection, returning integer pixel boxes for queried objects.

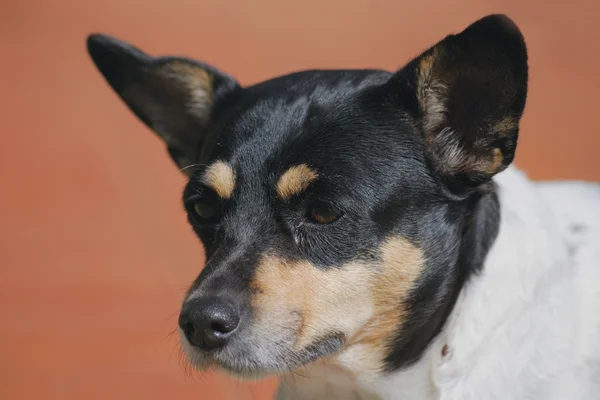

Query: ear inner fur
[86,34,240,172]
[403,14,528,188]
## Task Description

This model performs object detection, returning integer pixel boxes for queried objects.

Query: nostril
[181,321,196,337]
[210,321,228,335]
[178,313,202,347]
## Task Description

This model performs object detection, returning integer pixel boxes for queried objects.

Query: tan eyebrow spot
[203,161,236,199]
[276,164,318,200]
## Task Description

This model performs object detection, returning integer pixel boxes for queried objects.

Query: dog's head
[87,14,527,379]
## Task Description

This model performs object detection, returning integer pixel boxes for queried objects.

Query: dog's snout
[178,296,240,351]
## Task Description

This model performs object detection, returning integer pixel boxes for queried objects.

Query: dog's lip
[217,361,272,377]
[185,346,297,379]
[218,333,346,375]
[185,352,282,381]
[180,330,347,378]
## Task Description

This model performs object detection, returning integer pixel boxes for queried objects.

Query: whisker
[160,327,179,347]
[179,163,207,174]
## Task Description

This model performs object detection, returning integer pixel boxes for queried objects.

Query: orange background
[1,1,599,399]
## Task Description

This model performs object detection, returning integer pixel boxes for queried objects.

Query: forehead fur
[203,161,236,199]
[250,236,425,376]
[276,164,319,200]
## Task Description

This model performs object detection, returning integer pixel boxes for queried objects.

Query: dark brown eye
[308,204,340,224]
[193,203,217,220]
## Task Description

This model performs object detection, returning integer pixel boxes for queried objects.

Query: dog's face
[88,14,527,379]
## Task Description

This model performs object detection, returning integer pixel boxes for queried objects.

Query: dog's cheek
[338,237,425,377]
[249,256,375,350]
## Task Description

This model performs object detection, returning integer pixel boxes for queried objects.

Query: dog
[87,14,600,399]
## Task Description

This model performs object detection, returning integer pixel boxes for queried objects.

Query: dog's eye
[308,203,340,224]
[193,203,217,220]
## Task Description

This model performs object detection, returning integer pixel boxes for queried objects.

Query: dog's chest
[275,363,384,400]
[275,381,382,400]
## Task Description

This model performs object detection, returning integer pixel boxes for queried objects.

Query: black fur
[87,14,527,374]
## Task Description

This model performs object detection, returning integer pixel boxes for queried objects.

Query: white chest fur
[277,167,600,400]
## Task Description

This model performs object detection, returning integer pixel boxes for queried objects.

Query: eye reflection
[308,203,340,224]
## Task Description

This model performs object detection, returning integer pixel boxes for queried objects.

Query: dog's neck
[276,167,573,399]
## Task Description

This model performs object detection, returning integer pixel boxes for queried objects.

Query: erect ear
[86,34,241,174]
[390,14,528,191]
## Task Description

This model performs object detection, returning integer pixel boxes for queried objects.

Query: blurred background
[1,0,599,399]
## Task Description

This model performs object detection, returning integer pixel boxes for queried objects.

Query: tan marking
[162,61,212,85]
[488,148,504,172]
[416,44,519,180]
[470,147,504,175]
[120,61,215,175]
[159,62,214,122]
[416,47,449,137]
[493,116,518,136]
[250,236,425,378]
[203,161,236,199]
[251,255,373,350]
[341,237,425,376]
[276,164,318,200]
[417,49,437,86]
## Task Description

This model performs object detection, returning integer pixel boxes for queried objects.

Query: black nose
[178,296,241,351]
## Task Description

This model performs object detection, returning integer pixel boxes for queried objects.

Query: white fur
[277,167,600,399]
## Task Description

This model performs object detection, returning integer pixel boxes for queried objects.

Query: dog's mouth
[178,328,346,380]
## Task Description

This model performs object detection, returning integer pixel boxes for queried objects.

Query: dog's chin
[178,331,284,381]
[180,345,288,381]
[181,349,279,382]
[178,329,347,381]
[215,365,273,382]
